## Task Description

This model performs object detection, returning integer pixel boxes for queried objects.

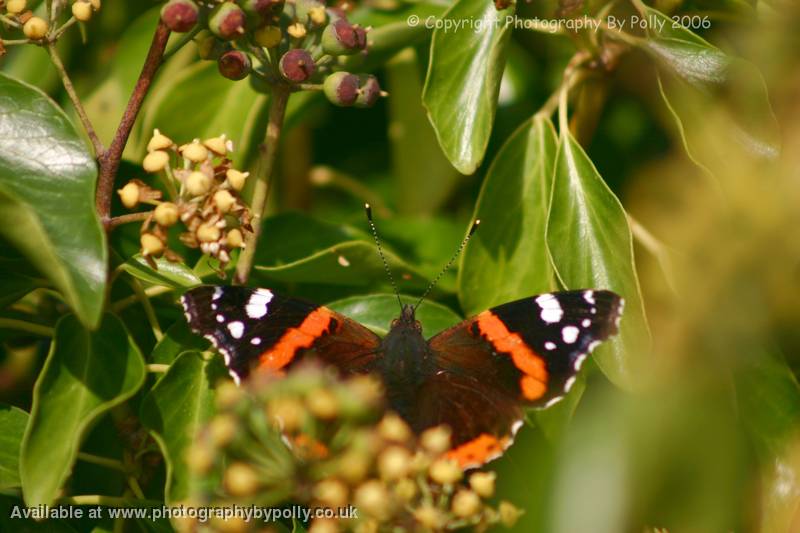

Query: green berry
[323,72,359,107]
[209,2,247,40]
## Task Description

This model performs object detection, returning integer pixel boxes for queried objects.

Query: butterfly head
[391,304,421,332]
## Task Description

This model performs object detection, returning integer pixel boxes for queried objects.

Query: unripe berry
[160,0,199,33]
[209,2,246,40]
[321,19,366,56]
[213,189,236,213]
[6,0,26,15]
[323,72,359,107]
[186,171,212,195]
[154,202,179,226]
[118,182,140,209]
[218,50,251,81]
[279,49,315,83]
[23,17,49,40]
[89,0,101,9]
[195,31,228,60]
[203,135,228,155]
[143,150,170,172]
[240,0,284,21]
[226,228,244,248]
[147,129,173,152]
[226,169,249,190]
[197,223,221,243]
[180,142,208,163]
[141,233,165,256]
[253,25,282,48]
[355,74,381,108]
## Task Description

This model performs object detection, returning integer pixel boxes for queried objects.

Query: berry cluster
[159,0,384,108]
[0,0,100,49]
[184,364,523,532]
[118,130,252,273]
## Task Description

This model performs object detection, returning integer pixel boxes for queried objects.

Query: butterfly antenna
[413,219,480,311]
[365,203,404,311]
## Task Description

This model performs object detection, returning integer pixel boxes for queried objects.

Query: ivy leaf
[422,0,515,174]
[151,321,210,365]
[0,404,28,490]
[121,255,202,289]
[140,351,228,504]
[546,131,650,389]
[459,116,558,316]
[327,294,462,337]
[20,314,146,507]
[0,74,107,328]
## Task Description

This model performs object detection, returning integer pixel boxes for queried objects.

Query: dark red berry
[160,0,199,33]
[218,50,252,80]
[279,49,316,83]
[323,72,359,107]
[209,2,247,40]
[322,19,367,56]
[240,0,285,21]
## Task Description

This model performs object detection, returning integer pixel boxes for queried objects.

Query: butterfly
[181,208,624,469]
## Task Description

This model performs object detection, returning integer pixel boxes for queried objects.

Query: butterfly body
[182,286,623,469]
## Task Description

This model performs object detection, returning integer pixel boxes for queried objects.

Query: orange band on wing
[476,311,548,400]
[258,307,333,371]
[446,433,511,468]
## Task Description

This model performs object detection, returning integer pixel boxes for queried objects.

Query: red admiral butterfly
[182,207,623,469]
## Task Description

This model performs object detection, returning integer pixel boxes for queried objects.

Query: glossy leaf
[121,255,202,289]
[422,0,515,174]
[0,404,28,489]
[20,314,146,506]
[140,351,228,503]
[327,294,462,337]
[151,320,210,365]
[459,116,558,316]
[0,74,107,328]
[546,132,650,388]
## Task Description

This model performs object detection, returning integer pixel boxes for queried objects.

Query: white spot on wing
[565,376,576,391]
[583,290,595,304]
[212,287,223,301]
[588,340,601,352]
[251,337,261,346]
[562,325,579,344]
[246,289,273,319]
[216,314,224,323]
[574,353,588,371]
[544,341,557,351]
[581,318,591,328]
[536,293,563,324]
[227,321,244,339]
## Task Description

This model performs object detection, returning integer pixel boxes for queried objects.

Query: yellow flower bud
[224,462,260,496]
[154,202,179,226]
[308,519,339,533]
[143,150,170,173]
[413,505,444,530]
[186,171,212,196]
[420,425,452,455]
[267,398,305,432]
[89,0,101,9]
[23,17,49,40]
[313,479,348,508]
[469,471,496,498]
[306,388,338,420]
[428,458,462,485]
[213,189,236,213]
[118,182,140,209]
[378,446,411,481]
[498,501,524,527]
[225,169,249,191]
[309,6,327,25]
[140,233,164,256]
[393,478,417,502]
[197,223,221,243]
[203,135,228,155]
[72,1,93,22]
[226,228,244,248]
[254,25,282,48]
[452,489,482,518]
[147,129,173,152]
[337,451,370,484]
[180,141,208,163]
[209,414,237,446]
[185,445,213,473]
[354,480,390,519]
[377,413,412,442]
[287,23,307,39]
[215,381,242,409]
[6,0,27,15]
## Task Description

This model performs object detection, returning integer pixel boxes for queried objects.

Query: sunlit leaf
[20,314,146,506]
[0,404,28,489]
[121,255,202,289]
[327,294,462,337]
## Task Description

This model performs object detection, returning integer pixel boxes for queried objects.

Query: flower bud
[147,129,173,152]
[224,462,260,496]
[218,50,251,81]
[185,445,214,473]
[72,1,93,22]
[253,25,282,48]
[337,451,370,484]
[154,202,179,226]
[428,458,462,485]
[226,228,244,248]
[213,189,236,213]
[195,31,228,61]
[118,182,140,209]
[89,0,101,9]
[226,169,249,190]
[197,223,221,243]
[354,480,390,519]
[23,17,48,40]
[498,501,524,527]
[321,19,366,56]
[295,0,324,23]
[203,135,228,155]
[181,141,208,163]
[240,0,284,21]
[186,171,212,195]
[160,0,198,32]
[141,233,165,256]
[209,414,237,446]
[323,71,359,107]
[355,75,381,108]
[306,387,338,419]
[143,150,170,172]
[469,471,496,498]
[413,505,444,530]
[215,381,243,409]
[393,478,417,502]
[279,49,315,83]
[452,489,481,518]
[267,397,306,432]
[286,22,307,39]
[308,6,326,26]
[308,519,339,533]
[378,446,411,480]
[420,425,451,455]
[377,413,412,442]
[7,0,26,14]
[313,479,348,508]
[209,2,246,40]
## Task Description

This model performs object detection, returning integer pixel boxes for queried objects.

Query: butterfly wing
[181,286,382,383]
[421,289,623,468]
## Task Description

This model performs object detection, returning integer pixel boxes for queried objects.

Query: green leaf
[422,0,515,174]
[20,314,146,507]
[140,351,228,504]
[0,74,108,328]
[0,271,39,309]
[459,116,558,316]
[546,131,650,388]
[121,255,202,289]
[0,404,28,489]
[327,294,462,337]
[151,320,210,365]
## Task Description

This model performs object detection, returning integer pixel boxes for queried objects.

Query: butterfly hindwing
[181,286,382,382]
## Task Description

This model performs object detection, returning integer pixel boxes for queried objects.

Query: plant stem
[127,277,163,341]
[111,285,172,312]
[146,364,170,373]
[107,211,153,231]
[57,495,163,507]
[47,44,105,157]
[76,452,126,472]
[235,84,291,285]
[0,319,54,337]
[162,25,201,61]
[96,21,171,225]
